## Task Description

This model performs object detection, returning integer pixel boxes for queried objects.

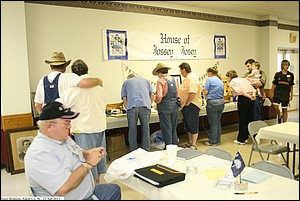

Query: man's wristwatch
[82,162,93,170]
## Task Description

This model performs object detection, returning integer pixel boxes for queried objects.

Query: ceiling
[164,1,299,24]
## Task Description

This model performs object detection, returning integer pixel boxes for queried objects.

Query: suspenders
[43,73,61,103]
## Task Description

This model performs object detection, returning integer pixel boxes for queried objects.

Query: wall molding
[25,1,298,31]
[1,113,33,131]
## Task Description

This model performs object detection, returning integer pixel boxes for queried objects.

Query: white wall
[24,3,264,104]
[1,1,31,115]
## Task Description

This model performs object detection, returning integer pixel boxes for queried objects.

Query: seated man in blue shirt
[24,101,121,200]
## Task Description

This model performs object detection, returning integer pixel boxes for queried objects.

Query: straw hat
[45,52,71,66]
[152,63,171,75]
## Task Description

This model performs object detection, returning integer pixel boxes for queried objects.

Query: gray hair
[37,120,47,128]
[71,59,89,76]
[127,73,138,79]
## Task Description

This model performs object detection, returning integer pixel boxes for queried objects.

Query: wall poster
[107,29,128,60]
[214,35,226,59]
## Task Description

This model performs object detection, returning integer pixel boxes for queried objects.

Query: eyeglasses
[49,121,70,127]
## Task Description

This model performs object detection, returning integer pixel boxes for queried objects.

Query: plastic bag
[150,130,165,150]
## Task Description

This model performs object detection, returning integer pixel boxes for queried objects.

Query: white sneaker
[234,140,246,145]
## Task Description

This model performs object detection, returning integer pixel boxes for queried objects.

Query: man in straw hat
[34,52,103,113]
[24,101,121,200]
[153,63,180,147]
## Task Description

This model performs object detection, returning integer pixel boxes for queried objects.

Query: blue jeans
[206,99,224,144]
[157,101,179,145]
[74,132,107,180]
[253,96,263,120]
[86,184,121,200]
[127,107,151,151]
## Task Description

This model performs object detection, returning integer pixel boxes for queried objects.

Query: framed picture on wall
[214,35,226,59]
[6,126,39,174]
[106,29,128,60]
[30,92,40,118]
[171,74,182,87]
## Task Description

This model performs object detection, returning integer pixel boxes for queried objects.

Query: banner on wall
[214,35,226,59]
[103,29,228,60]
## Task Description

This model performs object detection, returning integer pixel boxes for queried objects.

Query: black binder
[134,164,186,188]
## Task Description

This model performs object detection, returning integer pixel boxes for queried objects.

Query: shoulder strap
[43,73,61,103]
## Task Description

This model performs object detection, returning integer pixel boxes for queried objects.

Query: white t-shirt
[34,71,83,104]
[57,74,107,133]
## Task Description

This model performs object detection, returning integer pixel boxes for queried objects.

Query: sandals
[182,142,192,148]
[182,142,198,150]
[190,145,198,150]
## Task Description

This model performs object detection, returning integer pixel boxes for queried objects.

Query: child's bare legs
[256,88,261,97]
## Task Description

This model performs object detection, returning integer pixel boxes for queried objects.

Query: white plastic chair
[251,161,294,179]
[205,147,232,161]
[247,120,289,166]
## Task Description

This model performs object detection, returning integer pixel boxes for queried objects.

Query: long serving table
[104,148,299,200]
[106,102,238,130]
[256,122,299,177]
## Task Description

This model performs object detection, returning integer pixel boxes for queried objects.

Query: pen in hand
[234,192,258,195]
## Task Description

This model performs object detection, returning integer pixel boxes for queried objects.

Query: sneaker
[278,115,283,124]
[204,141,218,146]
[234,140,246,145]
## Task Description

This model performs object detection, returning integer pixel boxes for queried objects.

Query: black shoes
[278,115,283,124]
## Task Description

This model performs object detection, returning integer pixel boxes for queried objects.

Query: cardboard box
[107,133,126,153]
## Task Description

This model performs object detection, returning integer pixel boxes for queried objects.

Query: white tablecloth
[105,148,299,200]
[256,122,299,145]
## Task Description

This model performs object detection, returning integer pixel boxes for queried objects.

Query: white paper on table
[104,148,164,182]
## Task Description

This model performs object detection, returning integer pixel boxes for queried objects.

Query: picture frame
[171,74,182,87]
[6,126,39,174]
[107,29,128,60]
[31,92,40,118]
[214,35,226,59]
